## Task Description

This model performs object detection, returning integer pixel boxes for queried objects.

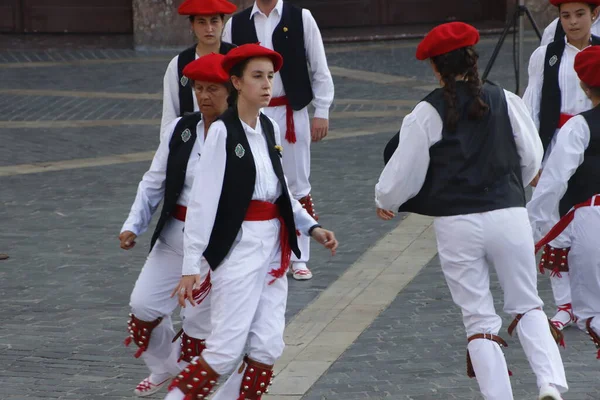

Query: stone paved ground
[1,32,598,400]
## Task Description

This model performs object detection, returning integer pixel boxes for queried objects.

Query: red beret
[183,53,229,83]
[550,0,600,7]
[221,43,284,74]
[574,46,600,87]
[178,0,237,16]
[416,22,480,60]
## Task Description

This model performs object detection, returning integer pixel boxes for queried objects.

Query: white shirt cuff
[314,107,329,120]
[182,255,202,276]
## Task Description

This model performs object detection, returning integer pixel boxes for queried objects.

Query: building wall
[133,0,250,49]
[132,0,557,49]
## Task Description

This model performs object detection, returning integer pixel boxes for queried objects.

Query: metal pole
[518,0,526,95]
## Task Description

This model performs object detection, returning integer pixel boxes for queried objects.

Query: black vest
[150,113,203,250]
[395,82,525,217]
[231,3,313,110]
[539,34,600,152]
[177,42,236,117]
[203,107,300,270]
[559,106,600,216]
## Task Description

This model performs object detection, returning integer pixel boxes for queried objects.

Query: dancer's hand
[311,117,329,142]
[172,275,201,307]
[119,231,137,250]
[376,208,395,221]
[310,227,338,256]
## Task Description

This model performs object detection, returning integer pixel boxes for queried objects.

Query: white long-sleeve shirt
[222,0,334,119]
[121,118,206,236]
[161,54,200,138]
[522,37,593,133]
[527,115,592,242]
[182,115,318,275]
[540,17,600,46]
[375,90,543,212]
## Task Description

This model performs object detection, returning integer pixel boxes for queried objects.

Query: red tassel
[284,103,296,144]
[268,217,292,285]
[192,273,212,304]
[508,369,513,377]
[596,349,600,359]
[124,337,132,346]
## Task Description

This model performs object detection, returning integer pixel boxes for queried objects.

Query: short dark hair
[189,14,225,23]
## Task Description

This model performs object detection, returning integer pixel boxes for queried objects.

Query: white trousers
[552,206,600,329]
[542,130,573,307]
[165,219,288,400]
[129,219,208,379]
[263,105,311,263]
[434,207,567,399]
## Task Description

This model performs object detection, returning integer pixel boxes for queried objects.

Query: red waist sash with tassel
[535,195,600,254]
[268,96,296,144]
[558,113,574,129]
[245,200,292,285]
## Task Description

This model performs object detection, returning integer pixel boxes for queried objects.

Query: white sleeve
[504,89,544,186]
[522,46,546,131]
[222,17,233,43]
[182,121,227,276]
[121,118,181,235]
[541,18,559,46]
[375,101,443,211]
[526,116,590,242]
[161,56,181,138]
[269,117,318,233]
[302,9,334,120]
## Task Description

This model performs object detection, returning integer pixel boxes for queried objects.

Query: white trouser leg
[202,220,280,375]
[264,106,312,263]
[550,273,572,306]
[129,219,185,378]
[484,208,567,393]
[181,261,212,340]
[434,214,512,400]
[567,207,600,326]
[211,244,287,400]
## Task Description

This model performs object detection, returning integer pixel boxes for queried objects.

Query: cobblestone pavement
[2,32,598,400]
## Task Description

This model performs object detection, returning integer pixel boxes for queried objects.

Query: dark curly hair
[431,46,489,132]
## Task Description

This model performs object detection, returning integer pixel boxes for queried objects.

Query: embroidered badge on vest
[181,128,191,143]
[549,55,558,67]
[235,143,245,158]
[180,76,189,87]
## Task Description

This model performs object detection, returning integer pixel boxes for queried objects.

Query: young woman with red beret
[376,22,567,400]
[165,44,338,400]
[528,45,600,360]
[160,0,237,137]
[524,0,600,332]
[119,53,231,397]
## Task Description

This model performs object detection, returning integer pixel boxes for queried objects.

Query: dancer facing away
[223,0,335,280]
[523,0,600,331]
[376,22,567,400]
[161,0,237,136]
[165,44,338,400]
[119,53,231,397]
[527,45,600,360]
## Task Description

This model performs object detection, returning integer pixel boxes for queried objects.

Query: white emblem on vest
[180,76,189,87]
[235,143,245,158]
[181,128,191,143]
[549,55,558,67]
